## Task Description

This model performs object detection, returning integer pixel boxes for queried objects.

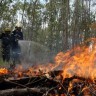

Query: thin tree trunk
[61,0,69,51]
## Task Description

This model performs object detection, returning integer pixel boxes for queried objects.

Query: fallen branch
[0,87,49,96]
[0,76,60,90]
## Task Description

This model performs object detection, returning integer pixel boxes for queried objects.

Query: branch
[0,87,48,96]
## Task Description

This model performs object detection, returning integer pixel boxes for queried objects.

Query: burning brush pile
[1,38,96,96]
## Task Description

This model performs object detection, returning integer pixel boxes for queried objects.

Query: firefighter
[0,28,11,62]
[10,25,23,65]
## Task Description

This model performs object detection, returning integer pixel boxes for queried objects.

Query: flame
[1,38,96,81]
[13,63,55,78]
[54,38,96,80]
[0,68,8,75]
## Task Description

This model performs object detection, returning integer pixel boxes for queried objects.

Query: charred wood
[0,87,48,96]
[0,71,96,96]
[0,76,59,90]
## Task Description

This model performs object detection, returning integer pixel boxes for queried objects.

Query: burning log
[63,76,96,96]
[0,68,96,96]
[0,70,65,96]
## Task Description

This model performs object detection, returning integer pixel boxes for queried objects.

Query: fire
[54,38,96,80]
[1,38,96,81]
[0,68,8,75]
[13,63,54,78]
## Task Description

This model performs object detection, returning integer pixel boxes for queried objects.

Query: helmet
[5,28,11,32]
[15,22,22,28]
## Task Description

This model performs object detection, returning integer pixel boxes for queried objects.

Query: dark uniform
[11,27,23,65]
[0,29,11,62]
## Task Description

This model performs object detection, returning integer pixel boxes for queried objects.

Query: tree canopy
[0,0,96,53]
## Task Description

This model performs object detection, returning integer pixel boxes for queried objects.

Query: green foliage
[0,59,8,66]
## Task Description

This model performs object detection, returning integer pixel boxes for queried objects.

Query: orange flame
[54,38,96,81]
[0,68,8,75]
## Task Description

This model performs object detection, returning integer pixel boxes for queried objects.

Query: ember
[0,68,8,75]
